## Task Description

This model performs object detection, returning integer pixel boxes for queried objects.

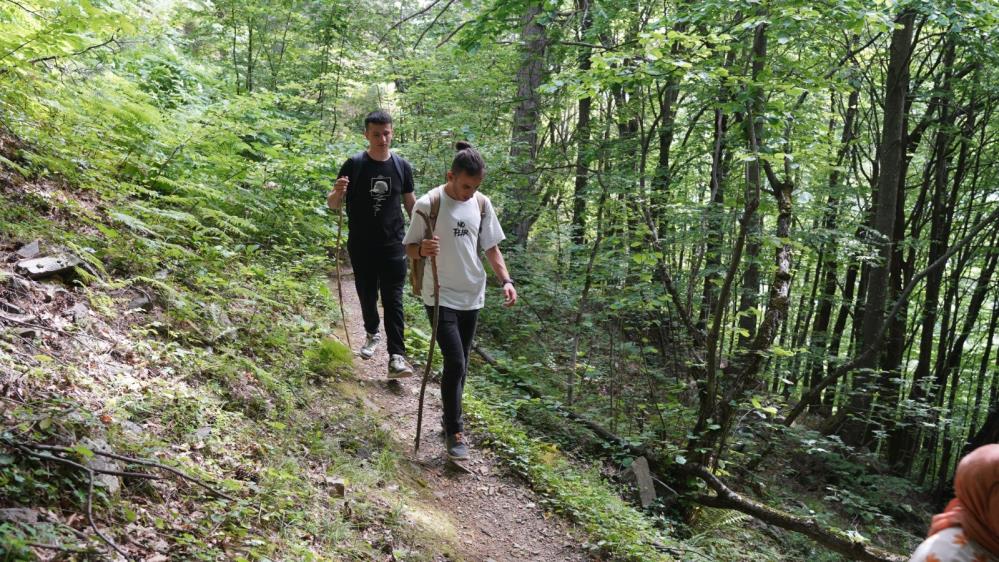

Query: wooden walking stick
[334,203,351,349]
[414,211,440,455]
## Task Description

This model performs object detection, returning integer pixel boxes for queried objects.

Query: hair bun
[455,141,473,151]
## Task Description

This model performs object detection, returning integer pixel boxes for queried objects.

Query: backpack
[409,186,487,297]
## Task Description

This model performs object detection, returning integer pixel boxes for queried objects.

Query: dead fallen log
[686,464,906,562]
[471,343,908,562]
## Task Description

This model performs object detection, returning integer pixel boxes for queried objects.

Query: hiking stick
[334,204,351,349]
[414,215,440,455]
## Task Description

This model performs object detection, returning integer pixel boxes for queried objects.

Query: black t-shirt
[338,152,414,254]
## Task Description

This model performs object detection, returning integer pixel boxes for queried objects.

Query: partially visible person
[401,141,516,461]
[909,444,999,562]
[327,110,415,379]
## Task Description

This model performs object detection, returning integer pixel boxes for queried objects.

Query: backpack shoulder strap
[346,151,365,184]
[429,186,443,224]
[416,187,443,240]
[474,192,487,231]
[474,192,486,217]
[390,152,406,184]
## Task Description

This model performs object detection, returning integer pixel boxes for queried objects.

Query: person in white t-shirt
[402,142,517,461]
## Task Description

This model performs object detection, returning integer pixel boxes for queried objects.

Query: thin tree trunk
[806,86,859,412]
[569,0,593,247]
[569,179,610,405]
[968,297,999,437]
[934,246,999,493]
[736,23,767,348]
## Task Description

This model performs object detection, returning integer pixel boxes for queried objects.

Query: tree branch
[415,0,459,48]
[29,32,121,65]
[380,0,442,42]
[24,442,237,501]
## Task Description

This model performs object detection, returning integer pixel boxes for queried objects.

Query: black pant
[349,247,407,357]
[426,305,479,435]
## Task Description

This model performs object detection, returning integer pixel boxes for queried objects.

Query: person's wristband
[501,279,514,287]
[418,245,424,258]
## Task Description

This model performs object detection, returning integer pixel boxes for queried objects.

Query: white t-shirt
[403,186,506,310]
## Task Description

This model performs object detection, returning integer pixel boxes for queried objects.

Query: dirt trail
[331,273,590,562]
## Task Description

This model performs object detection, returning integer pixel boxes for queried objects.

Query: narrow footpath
[331,273,590,562]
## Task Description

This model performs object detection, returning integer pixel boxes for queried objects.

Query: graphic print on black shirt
[337,152,414,252]
[370,174,391,215]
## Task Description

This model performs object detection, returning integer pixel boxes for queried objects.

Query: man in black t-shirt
[327,110,415,378]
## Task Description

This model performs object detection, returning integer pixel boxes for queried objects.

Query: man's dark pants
[349,245,407,357]
[426,305,479,435]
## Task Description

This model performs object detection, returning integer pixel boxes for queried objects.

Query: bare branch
[1,0,45,18]
[415,0,458,48]
[27,442,237,501]
[436,18,473,47]
[29,32,121,65]
[380,0,443,42]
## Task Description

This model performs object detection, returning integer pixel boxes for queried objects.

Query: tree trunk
[505,2,548,246]
[934,246,999,494]
[968,297,999,438]
[887,40,957,468]
[832,9,916,446]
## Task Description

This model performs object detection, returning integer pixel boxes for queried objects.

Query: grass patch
[304,337,353,379]
[464,379,677,561]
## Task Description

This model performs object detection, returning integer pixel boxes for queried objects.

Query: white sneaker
[388,354,414,379]
[359,332,381,359]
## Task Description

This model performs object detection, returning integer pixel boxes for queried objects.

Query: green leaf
[71,445,95,460]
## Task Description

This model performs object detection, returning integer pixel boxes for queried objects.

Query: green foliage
[0,2,461,559]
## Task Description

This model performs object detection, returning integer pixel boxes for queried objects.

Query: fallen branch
[26,542,93,554]
[3,439,130,559]
[85,469,129,560]
[685,464,906,562]
[23,442,237,501]
[14,446,161,481]
[0,314,116,344]
[474,342,676,477]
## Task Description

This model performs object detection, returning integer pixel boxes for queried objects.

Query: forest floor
[331,271,591,562]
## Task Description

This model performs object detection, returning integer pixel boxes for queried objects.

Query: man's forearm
[406,243,422,260]
[484,246,511,282]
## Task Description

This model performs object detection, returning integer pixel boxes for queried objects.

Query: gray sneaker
[359,332,381,359]
[387,354,414,379]
[445,432,469,461]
